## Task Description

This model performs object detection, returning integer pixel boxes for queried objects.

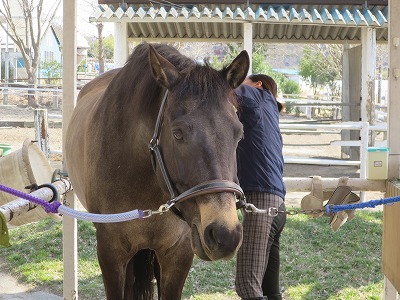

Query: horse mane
[102,43,235,120]
[102,43,195,118]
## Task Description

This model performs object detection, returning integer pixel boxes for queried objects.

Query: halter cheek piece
[148,90,246,219]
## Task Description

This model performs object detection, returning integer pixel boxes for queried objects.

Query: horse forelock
[171,63,237,111]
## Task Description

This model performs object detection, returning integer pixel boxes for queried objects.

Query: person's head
[242,74,284,112]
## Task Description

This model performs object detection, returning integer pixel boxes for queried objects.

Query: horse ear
[148,45,180,89]
[222,50,249,89]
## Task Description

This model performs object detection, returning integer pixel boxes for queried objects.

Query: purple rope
[0,184,61,213]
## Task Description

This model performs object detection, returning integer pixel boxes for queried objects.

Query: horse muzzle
[191,220,243,261]
[188,190,243,261]
[161,180,245,260]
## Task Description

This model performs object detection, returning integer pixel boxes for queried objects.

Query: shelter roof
[90,2,388,42]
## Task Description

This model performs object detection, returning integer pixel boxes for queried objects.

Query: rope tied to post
[0,183,61,214]
[0,183,146,223]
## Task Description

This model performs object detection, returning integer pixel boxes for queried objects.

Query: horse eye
[173,130,183,141]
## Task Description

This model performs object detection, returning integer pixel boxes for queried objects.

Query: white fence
[32,109,388,183]
[281,96,388,124]
[0,84,62,109]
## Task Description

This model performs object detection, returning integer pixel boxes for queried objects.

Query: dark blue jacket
[235,84,286,199]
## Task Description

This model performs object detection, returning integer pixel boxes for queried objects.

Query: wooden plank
[383,0,400,297]
[62,0,78,299]
[330,140,362,147]
[284,177,386,192]
[284,157,360,166]
[383,181,400,294]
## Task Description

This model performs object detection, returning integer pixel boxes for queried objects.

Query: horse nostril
[204,223,241,253]
[204,227,221,250]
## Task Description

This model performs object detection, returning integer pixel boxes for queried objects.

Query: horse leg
[96,228,131,300]
[155,236,194,299]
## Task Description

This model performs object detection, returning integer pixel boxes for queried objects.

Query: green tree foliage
[299,44,342,96]
[88,35,114,60]
[281,79,301,95]
[209,43,301,96]
[40,60,62,84]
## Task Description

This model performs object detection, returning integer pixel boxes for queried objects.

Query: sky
[56,0,114,37]
[0,0,112,37]
[76,0,114,37]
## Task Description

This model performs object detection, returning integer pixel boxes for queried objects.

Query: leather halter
[148,90,245,218]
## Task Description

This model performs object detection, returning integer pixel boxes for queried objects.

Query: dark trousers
[236,193,286,300]
[262,201,286,299]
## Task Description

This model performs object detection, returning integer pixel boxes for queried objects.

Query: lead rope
[0,181,246,222]
[0,183,147,223]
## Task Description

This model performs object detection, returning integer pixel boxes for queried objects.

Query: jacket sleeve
[235,85,261,108]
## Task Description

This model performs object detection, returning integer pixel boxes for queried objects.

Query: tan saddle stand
[301,176,360,231]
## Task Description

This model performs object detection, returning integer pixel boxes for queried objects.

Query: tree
[0,0,61,107]
[81,0,111,74]
[299,44,342,97]
[40,59,61,84]
[87,33,114,73]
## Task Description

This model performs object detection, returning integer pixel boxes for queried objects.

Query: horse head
[148,45,249,260]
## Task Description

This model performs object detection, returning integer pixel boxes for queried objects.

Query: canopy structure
[61,1,400,299]
[90,1,388,43]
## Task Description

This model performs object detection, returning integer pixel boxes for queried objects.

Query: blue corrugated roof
[90,4,388,42]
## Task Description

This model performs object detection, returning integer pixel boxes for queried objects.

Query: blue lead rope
[325,196,400,214]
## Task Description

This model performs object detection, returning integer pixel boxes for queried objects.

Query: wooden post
[243,22,252,74]
[361,27,376,146]
[34,109,50,158]
[306,95,312,119]
[114,22,129,68]
[383,0,400,299]
[387,1,400,180]
[53,89,59,110]
[384,276,398,300]
[62,0,78,299]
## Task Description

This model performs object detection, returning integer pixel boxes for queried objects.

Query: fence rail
[0,84,63,109]
[32,110,388,185]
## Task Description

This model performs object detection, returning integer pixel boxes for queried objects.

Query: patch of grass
[0,211,384,299]
[281,211,383,300]
[183,258,238,299]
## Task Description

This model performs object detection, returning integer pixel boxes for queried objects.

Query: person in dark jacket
[235,74,286,300]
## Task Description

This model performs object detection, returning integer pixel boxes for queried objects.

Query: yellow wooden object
[383,180,400,292]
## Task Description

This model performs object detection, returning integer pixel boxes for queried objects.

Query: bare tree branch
[0,0,61,107]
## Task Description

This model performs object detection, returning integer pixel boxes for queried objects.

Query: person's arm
[235,85,261,108]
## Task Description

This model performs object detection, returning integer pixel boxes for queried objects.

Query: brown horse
[65,43,249,299]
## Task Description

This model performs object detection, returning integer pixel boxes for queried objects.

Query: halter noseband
[148,90,245,218]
